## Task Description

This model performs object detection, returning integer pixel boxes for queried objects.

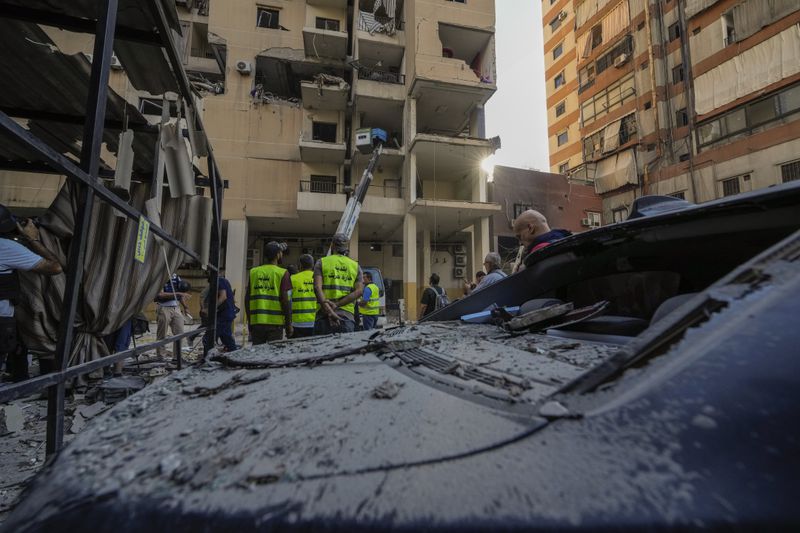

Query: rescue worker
[290,254,317,338]
[313,233,363,335]
[246,241,292,344]
[0,204,62,381]
[358,271,380,330]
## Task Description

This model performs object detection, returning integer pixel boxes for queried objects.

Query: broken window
[590,25,603,50]
[316,17,340,31]
[619,113,637,144]
[310,175,337,194]
[139,97,177,117]
[312,122,337,142]
[438,23,494,83]
[555,101,566,117]
[257,7,280,29]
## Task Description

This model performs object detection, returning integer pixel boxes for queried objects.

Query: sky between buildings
[485,0,550,171]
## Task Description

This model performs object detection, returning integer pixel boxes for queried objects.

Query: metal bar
[0,4,161,46]
[174,339,182,370]
[0,106,157,133]
[0,112,207,264]
[47,0,120,455]
[0,329,206,404]
[204,157,221,358]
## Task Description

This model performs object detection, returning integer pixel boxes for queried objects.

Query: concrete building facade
[541,0,800,223]
[0,0,500,322]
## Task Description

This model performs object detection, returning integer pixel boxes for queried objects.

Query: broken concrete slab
[0,404,24,435]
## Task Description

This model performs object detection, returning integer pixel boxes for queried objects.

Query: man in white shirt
[0,203,63,381]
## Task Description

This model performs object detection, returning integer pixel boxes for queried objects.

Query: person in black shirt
[419,273,446,320]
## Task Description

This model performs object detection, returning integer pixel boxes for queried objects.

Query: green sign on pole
[134,216,150,264]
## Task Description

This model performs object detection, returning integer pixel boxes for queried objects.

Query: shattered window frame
[138,97,178,117]
[256,6,281,30]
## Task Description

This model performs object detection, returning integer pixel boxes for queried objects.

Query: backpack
[432,286,450,310]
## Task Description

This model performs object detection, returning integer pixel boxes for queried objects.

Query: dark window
[553,42,563,60]
[554,71,566,88]
[782,160,800,183]
[669,191,686,200]
[257,7,280,29]
[679,153,690,162]
[676,108,689,127]
[619,113,637,144]
[555,101,566,116]
[139,97,177,117]
[550,0,557,4]
[590,25,603,49]
[721,177,740,196]
[640,60,648,70]
[550,13,564,31]
[637,21,645,31]
[644,100,652,110]
[392,244,403,257]
[513,203,532,218]
[612,207,627,223]
[668,21,682,42]
[557,131,568,146]
[748,98,777,126]
[315,17,340,31]
[310,175,337,194]
[312,122,337,142]
[672,63,684,84]
[446,0,467,3]
[558,162,569,174]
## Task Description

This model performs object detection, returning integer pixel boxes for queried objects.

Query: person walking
[246,241,292,344]
[0,204,62,381]
[359,271,380,330]
[290,254,317,338]
[419,273,448,320]
[154,273,191,360]
[313,234,363,335]
[202,272,239,353]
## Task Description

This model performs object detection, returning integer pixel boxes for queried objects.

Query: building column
[422,229,431,287]
[472,217,490,271]
[402,213,417,321]
[350,223,359,261]
[224,219,248,340]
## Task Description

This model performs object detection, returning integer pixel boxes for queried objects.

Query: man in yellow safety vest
[313,233,363,335]
[290,254,317,338]
[245,241,293,344]
[358,271,380,330]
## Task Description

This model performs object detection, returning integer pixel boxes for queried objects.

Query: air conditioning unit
[558,11,567,20]
[110,55,123,70]
[613,53,629,68]
[453,267,465,278]
[581,218,591,227]
[246,248,261,267]
[453,244,466,254]
[235,60,252,75]
[454,255,467,266]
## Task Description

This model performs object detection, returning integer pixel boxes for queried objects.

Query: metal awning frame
[0,0,224,456]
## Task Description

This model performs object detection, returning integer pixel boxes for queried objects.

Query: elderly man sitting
[463,252,506,296]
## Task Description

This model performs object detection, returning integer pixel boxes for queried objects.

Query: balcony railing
[300,181,405,198]
[356,67,405,85]
[300,180,343,194]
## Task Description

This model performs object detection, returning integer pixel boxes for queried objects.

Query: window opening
[312,122,337,142]
[257,7,281,29]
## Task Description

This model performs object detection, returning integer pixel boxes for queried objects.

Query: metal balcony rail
[356,66,405,85]
[300,180,344,194]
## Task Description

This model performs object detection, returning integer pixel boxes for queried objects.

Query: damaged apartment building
[542,0,800,223]
[0,0,500,322]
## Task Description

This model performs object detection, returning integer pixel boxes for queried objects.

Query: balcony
[411,134,497,182]
[300,78,348,110]
[299,138,346,164]
[303,26,348,60]
[409,198,501,235]
[307,0,346,7]
[296,180,405,216]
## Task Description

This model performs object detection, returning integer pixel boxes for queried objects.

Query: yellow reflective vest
[361,282,380,315]
[320,254,359,314]
[290,270,317,327]
[248,264,286,325]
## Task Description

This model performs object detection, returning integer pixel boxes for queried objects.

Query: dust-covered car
[4,181,800,532]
